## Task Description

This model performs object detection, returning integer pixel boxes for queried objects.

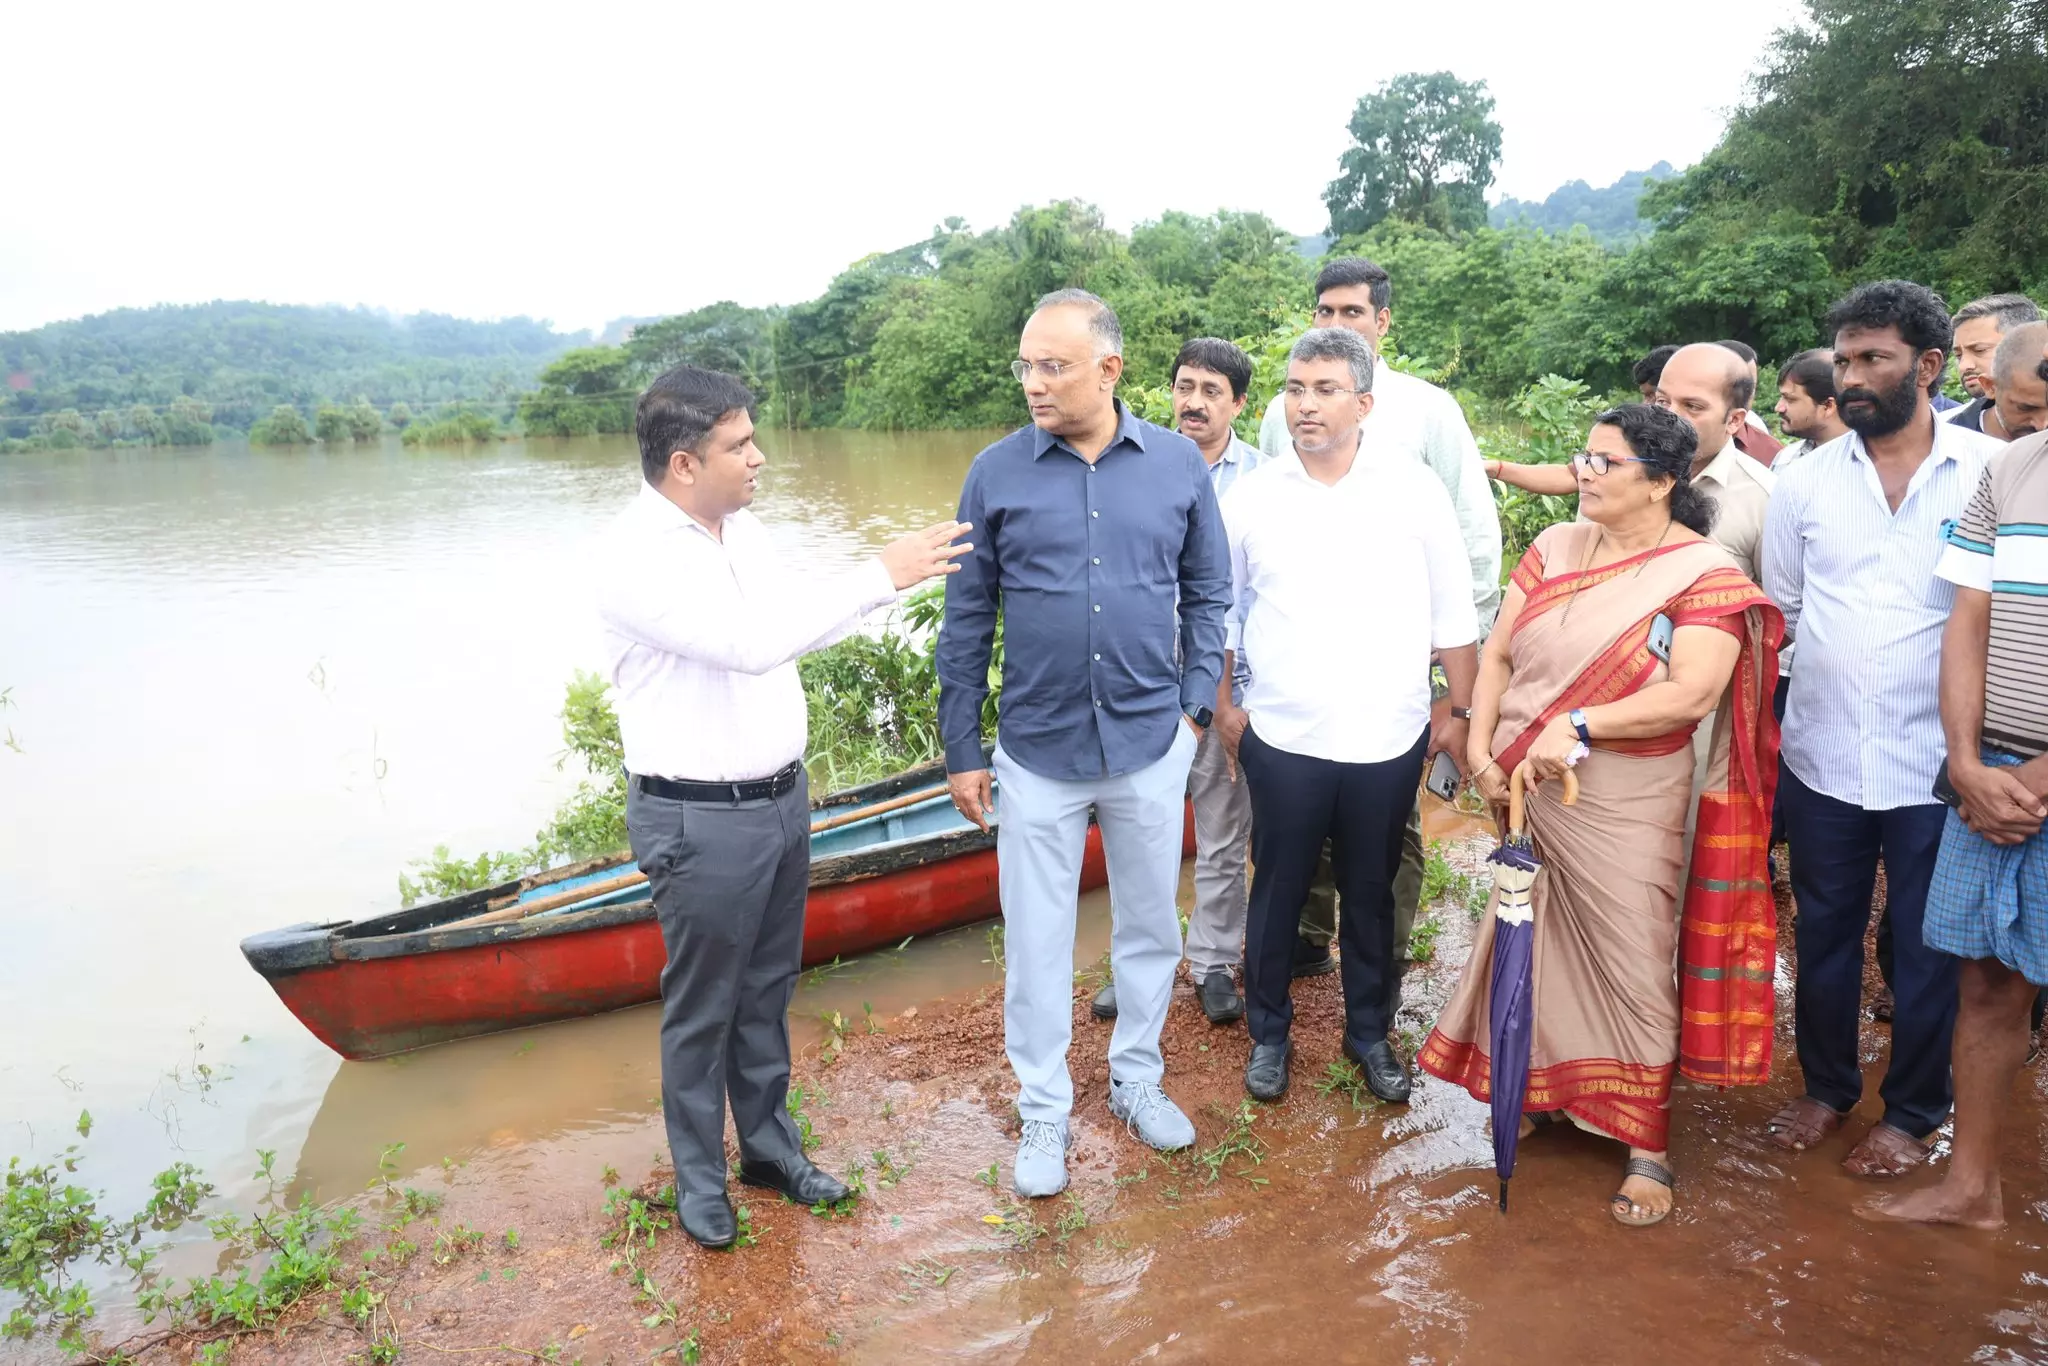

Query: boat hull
[248,764,1193,1059]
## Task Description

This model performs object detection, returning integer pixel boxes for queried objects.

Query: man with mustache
[1761,281,2003,1180]
[1945,295,2042,434]
[1985,322,2048,443]
[1090,338,1263,1027]
[1256,258,1501,991]
[1771,349,1849,470]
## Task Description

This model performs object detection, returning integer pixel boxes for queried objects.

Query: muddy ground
[91,839,2048,1366]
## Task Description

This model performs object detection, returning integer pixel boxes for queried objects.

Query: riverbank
[43,835,2048,1365]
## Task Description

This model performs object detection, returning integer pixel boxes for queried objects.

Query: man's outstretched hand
[882,521,974,590]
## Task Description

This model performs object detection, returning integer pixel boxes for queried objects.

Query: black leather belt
[636,761,801,804]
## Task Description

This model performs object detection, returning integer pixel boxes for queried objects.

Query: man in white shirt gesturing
[598,364,970,1249]
[1225,328,1480,1104]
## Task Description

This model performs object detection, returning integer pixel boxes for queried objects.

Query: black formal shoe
[1244,1041,1292,1101]
[1292,939,1336,979]
[678,1192,737,1249]
[738,1154,850,1206]
[1346,1037,1412,1104]
[1198,970,1245,1025]
[1091,980,1118,1020]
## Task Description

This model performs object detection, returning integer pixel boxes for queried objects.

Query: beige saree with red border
[1418,522,1782,1151]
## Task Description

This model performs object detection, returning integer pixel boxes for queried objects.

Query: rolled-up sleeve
[937,459,999,773]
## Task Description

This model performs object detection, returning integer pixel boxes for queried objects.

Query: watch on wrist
[1450,706,1472,720]
[1187,706,1214,729]
[1568,708,1591,743]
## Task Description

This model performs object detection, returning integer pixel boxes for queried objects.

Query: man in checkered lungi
[1868,419,2048,1229]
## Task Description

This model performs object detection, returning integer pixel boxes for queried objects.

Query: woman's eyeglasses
[1568,450,1651,475]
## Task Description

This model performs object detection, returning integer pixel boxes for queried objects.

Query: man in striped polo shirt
[1761,280,2004,1179]
[1868,419,2048,1228]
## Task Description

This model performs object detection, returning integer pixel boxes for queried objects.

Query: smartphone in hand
[1425,749,1462,803]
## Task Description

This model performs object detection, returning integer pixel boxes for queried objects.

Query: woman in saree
[1418,403,1782,1228]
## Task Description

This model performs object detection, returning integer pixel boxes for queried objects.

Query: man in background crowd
[1255,258,1500,989]
[1762,280,2004,1180]
[1985,322,2048,442]
[1773,348,1849,469]
[1634,344,1680,400]
[1091,338,1264,1028]
[1715,340,1785,465]
[1945,295,2042,433]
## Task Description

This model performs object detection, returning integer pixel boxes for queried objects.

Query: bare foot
[1857,1182,2003,1229]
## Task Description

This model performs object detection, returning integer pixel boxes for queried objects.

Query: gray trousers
[625,775,809,1196]
[1183,726,1253,977]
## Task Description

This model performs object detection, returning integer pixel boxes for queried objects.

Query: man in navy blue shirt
[938,288,1230,1198]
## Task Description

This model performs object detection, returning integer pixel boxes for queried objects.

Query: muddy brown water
[9,437,2048,1361]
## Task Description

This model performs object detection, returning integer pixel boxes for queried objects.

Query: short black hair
[1715,338,1758,366]
[1781,348,1837,405]
[1594,403,1717,537]
[1824,280,1954,363]
[635,364,755,484]
[1954,293,2043,331]
[1313,257,1392,313]
[1631,344,1679,390]
[1170,337,1253,400]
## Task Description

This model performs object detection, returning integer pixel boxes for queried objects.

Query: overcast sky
[0,0,1807,335]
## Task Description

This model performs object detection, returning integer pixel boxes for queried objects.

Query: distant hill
[1490,162,1675,243]
[0,301,588,435]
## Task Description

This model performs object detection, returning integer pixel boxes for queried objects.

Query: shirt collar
[1693,441,1743,489]
[1843,410,1964,469]
[1031,399,1148,460]
[635,480,723,540]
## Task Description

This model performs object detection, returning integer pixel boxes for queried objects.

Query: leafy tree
[313,405,351,443]
[346,397,383,441]
[386,401,413,429]
[625,302,777,390]
[1325,72,1503,236]
[517,345,637,437]
[248,405,312,446]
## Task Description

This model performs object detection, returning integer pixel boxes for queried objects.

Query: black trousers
[1239,724,1427,1051]
[625,773,810,1195]
[1779,767,1956,1135]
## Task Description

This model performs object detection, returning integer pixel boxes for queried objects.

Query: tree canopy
[1324,72,1503,237]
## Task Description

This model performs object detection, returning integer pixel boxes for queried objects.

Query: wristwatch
[1450,706,1472,720]
[1568,708,1592,743]
[1187,705,1214,729]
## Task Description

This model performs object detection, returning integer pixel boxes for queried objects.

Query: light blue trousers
[993,723,1197,1124]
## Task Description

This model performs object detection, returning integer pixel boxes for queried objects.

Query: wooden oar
[436,781,958,933]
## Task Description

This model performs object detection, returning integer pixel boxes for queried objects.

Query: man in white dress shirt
[1227,327,1479,1104]
[1256,257,1500,988]
[597,364,968,1248]
[1761,282,2004,1179]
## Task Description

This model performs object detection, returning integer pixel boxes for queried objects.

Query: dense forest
[0,303,580,448]
[4,0,2041,454]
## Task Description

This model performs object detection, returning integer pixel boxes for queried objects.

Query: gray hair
[1033,288,1123,358]
[1955,293,2043,331]
[1993,320,2048,385]
[1287,327,1376,394]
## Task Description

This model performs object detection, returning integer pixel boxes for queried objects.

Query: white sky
[0,0,1807,336]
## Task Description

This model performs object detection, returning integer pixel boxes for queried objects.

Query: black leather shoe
[1292,939,1336,979]
[1197,970,1245,1025]
[678,1191,737,1249]
[1091,980,1118,1020]
[1347,1037,1412,1104]
[1244,1041,1292,1101]
[738,1154,850,1206]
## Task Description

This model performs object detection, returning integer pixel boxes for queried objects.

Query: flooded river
[6,433,2048,1363]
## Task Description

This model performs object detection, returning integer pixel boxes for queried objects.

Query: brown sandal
[1765,1095,1848,1151]
[1842,1122,1934,1179]
[1610,1157,1674,1228]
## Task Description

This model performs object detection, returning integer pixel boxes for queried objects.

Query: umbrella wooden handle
[1507,760,1580,836]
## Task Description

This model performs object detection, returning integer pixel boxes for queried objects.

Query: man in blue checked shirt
[1090,337,1264,1030]
[1761,280,2004,1178]
[938,290,1232,1200]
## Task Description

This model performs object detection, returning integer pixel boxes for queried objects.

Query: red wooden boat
[243,758,1193,1060]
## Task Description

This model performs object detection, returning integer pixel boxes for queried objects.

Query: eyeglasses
[1568,450,1651,475]
[1282,383,1361,402]
[1010,358,1089,383]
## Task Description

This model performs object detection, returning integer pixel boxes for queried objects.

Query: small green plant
[810,1162,867,1219]
[1407,912,1444,965]
[786,1080,824,1154]
[975,1162,999,1189]
[984,923,1006,970]
[1194,1101,1269,1186]
[870,1149,910,1189]
[1053,1194,1089,1245]
[732,1204,759,1250]
[1314,1060,1379,1113]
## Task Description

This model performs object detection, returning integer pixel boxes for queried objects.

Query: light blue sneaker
[1108,1078,1196,1151]
[1013,1119,1070,1197]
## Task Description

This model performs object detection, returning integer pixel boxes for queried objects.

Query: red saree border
[1417,1031,1673,1150]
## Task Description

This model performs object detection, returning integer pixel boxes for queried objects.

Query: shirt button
[1094,698,1103,707]
[1093,653,1101,661]
[1092,557,1100,565]
[1094,604,1102,612]
[1091,510,1099,518]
